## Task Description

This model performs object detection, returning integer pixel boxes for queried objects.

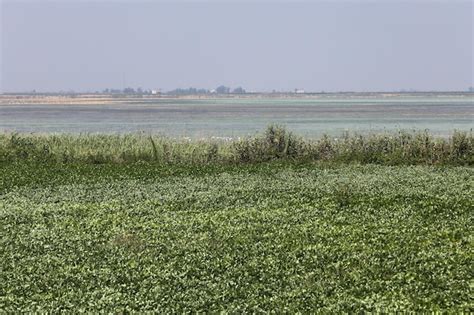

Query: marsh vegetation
[1,126,472,165]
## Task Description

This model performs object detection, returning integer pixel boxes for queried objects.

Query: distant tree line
[168,86,246,95]
[100,85,247,95]
[102,87,155,95]
[167,87,210,95]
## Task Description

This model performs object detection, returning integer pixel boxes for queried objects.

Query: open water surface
[1,96,472,138]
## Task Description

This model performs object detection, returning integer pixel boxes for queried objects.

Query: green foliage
[0,162,473,312]
[0,126,472,166]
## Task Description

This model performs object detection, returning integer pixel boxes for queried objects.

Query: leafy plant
[0,161,472,312]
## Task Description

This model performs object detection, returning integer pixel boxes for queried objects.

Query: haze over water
[1,1,472,137]
[1,96,472,138]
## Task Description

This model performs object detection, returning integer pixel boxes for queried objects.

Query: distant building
[295,89,305,94]
[151,90,159,95]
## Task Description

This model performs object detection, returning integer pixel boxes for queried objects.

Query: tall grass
[0,125,472,165]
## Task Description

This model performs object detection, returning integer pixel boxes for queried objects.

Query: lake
[1,95,472,138]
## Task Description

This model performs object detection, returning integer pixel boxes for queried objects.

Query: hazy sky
[1,0,473,92]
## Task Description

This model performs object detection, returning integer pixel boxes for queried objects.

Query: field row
[1,163,472,311]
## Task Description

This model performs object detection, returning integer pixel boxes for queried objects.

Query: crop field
[1,127,473,312]
[1,159,473,312]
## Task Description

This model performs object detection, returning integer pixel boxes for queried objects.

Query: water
[1,96,473,138]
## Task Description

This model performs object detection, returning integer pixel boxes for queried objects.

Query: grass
[0,125,473,165]
[1,127,473,311]
[1,161,473,312]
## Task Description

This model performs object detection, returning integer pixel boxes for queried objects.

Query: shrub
[0,126,472,166]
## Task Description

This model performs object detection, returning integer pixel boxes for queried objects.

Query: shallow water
[1,96,473,137]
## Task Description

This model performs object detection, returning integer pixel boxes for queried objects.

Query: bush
[0,126,472,166]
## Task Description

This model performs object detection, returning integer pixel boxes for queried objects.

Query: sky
[1,0,473,92]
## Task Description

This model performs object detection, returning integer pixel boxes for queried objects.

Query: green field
[1,129,473,312]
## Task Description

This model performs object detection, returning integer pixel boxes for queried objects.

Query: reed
[0,126,472,165]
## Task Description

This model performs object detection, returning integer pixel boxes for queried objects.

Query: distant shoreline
[1,91,472,105]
